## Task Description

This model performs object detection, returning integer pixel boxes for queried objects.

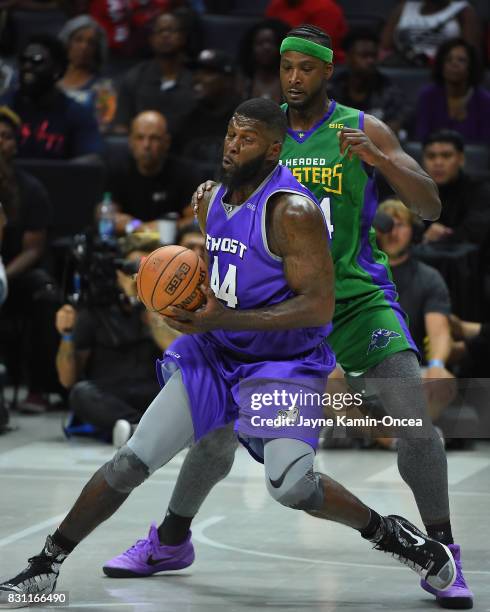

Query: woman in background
[380,0,480,66]
[58,15,116,130]
[415,38,490,143]
[237,19,289,104]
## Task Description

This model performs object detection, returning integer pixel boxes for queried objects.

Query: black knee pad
[102,445,150,493]
[267,469,324,511]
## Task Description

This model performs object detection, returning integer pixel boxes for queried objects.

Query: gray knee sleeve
[102,445,150,493]
[264,439,324,511]
[267,467,324,511]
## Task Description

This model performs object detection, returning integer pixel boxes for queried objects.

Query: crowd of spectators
[0,0,489,447]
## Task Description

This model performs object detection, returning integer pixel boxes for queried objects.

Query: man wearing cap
[173,49,242,184]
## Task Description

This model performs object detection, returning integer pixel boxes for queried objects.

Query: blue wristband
[125,219,143,234]
[62,334,73,342]
[428,359,444,368]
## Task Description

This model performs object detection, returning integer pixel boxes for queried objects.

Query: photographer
[55,246,172,446]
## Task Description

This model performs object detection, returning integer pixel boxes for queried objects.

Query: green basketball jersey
[280,101,399,324]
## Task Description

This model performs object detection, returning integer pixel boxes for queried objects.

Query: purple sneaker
[103,523,195,578]
[421,544,473,609]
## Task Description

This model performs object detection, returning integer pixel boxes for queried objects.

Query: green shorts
[329,303,419,374]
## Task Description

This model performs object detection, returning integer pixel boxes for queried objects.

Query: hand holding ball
[136,246,208,315]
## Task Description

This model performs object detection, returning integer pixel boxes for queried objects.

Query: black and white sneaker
[0,535,67,609]
[367,515,456,591]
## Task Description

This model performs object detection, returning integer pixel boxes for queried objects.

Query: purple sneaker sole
[420,543,473,609]
[103,554,194,578]
[421,580,473,609]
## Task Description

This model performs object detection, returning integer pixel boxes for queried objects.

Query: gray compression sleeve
[127,369,195,474]
[365,350,450,525]
[168,422,238,517]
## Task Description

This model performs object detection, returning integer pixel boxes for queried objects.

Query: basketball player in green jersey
[102,26,473,609]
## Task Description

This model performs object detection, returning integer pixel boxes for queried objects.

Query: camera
[67,232,139,307]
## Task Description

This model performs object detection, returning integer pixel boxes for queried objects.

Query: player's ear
[324,62,334,80]
[267,141,282,161]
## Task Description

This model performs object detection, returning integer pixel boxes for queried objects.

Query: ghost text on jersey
[280,159,343,195]
[206,234,248,259]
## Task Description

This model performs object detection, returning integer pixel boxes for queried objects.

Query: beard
[219,152,268,192]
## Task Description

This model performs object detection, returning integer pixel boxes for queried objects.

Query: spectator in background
[380,0,480,67]
[0,106,60,413]
[176,218,204,259]
[58,16,107,104]
[422,130,490,249]
[376,198,455,424]
[0,35,103,160]
[104,110,194,234]
[55,246,162,447]
[329,28,411,135]
[113,11,196,135]
[449,314,490,377]
[174,49,241,183]
[58,16,117,132]
[415,38,490,144]
[237,19,289,104]
[86,0,132,55]
[265,0,347,63]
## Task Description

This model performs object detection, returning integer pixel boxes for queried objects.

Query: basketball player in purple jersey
[0,99,456,607]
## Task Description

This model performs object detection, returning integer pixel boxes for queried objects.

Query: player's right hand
[55,304,77,335]
[192,180,216,216]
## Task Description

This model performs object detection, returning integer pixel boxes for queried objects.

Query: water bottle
[98,192,116,240]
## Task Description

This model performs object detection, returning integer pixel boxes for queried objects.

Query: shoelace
[123,538,152,559]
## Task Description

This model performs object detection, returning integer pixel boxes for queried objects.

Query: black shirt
[1,168,51,265]
[73,303,160,385]
[0,89,103,159]
[173,97,242,182]
[104,154,196,220]
[329,70,410,127]
[436,172,490,248]
[114,60,196,135]
[391,257,451,361]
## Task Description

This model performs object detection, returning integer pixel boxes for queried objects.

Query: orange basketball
[136,245,208,315]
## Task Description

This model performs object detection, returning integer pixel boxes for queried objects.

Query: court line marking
[1,512,488,587]
[192,516,490,576]
[0,472,489,498]
[0,514,66,548]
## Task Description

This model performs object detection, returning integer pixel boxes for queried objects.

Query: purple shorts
[156,334,336,455]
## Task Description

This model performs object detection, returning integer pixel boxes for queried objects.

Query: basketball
[136,245,208,315]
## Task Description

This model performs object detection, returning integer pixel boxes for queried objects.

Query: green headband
[280,36,333,63]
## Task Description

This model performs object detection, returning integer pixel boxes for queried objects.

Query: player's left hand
[338,128,386,167]
[162,286,226,334]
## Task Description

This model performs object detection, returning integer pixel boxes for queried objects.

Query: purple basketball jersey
[203,164,332,358]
